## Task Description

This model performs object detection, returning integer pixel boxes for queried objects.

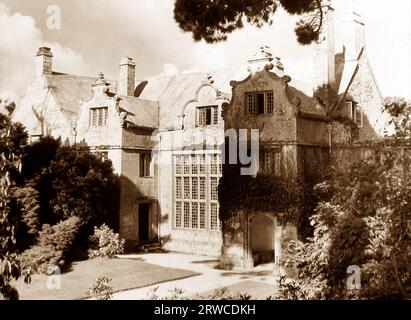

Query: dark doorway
[138,203,150,242]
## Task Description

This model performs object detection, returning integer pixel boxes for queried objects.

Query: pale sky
[0,0,410,99]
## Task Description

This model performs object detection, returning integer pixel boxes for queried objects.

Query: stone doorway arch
[249,213,279,267]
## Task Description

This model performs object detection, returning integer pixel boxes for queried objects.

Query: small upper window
[90,107,108,127]
[246,91,274,115]
[347,101,363,128]
[140,153,152,177]
[197,106,218,127]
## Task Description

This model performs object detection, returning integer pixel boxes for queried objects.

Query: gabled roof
[44,73,158,129]
[136,67,249,129]
[286,85,326,117]
[117,95,159,129]
[46,73,117,118]
[137,64,321,129]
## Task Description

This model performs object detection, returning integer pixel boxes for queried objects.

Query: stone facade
[155,81,227,256]
[12,1,389,269]
[220,55,328,270]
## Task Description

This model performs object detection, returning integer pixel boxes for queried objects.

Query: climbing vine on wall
[218,161,315,234]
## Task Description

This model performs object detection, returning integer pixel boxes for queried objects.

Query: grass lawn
[197,281,279,300]
[13,257,199,300]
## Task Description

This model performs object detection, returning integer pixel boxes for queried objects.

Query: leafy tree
[383,97,411,140]
[19,137,120,267]
[313,84,340,118]
[174,0,325,45]
[282,150,411,299]
[10,185,41,251]
[0,105,28,300]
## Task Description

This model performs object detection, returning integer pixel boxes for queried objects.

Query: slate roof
[46,73,116,118]
[44,55,356,131]
[136,63,325,129]
[117,95,159,129]
[136,67,248,130]
[44,73,159,128]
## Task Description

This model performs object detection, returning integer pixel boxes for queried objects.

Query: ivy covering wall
[218,160,319,238]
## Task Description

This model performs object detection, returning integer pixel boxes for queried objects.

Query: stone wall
[119,149,157,241]
[225,70,298,143]
[347,55,389,140]
[298,145,330,182]
[162,229,222,257]
[220,210,298,272]
[332,143,411,173]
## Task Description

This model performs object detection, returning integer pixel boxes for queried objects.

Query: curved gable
[183,82,229,129]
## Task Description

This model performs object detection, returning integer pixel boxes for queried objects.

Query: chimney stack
[36,47,53,76]
[313,1,336,90]
[341,0,366,62]
[118,57,136,96]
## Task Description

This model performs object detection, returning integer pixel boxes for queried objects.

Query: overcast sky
[0,0,410,99]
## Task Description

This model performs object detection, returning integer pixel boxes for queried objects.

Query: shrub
[18,245,63,275]
[37,216,83,251]
[0,109,28,300]
[10,186,40,251]
[88,276,113,300]
[19,216,82,273]
[88,224,125,259]
[22,137,120,251]
[280,150,411,300]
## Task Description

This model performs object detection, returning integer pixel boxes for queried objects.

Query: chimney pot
[35,47,53,76]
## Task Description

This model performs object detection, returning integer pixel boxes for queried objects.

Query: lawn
[13,257,199,300]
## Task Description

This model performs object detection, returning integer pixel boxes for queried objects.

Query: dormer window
[347,101,363,128]
[90,107,108,126]
[245,91,274,115]
[197,105,218,127]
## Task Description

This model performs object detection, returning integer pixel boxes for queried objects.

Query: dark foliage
[282,149,411,299]
[9,186,40,251]
[17,137,120,272]
[19,216,83,274]
[313,84,340,117]
[219,162,306,224]
[22,137,120,229]
[383,97,411,139]
[0,109,28,300]
[174,0,324,45]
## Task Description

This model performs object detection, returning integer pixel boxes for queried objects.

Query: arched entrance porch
[248,213,282,268]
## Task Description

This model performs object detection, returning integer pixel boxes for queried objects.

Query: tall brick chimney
[35,47,53,76]
[340,0,366,62]
[118,57,136,96]
[313,1,336,90]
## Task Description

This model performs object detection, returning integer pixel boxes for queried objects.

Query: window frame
[196,105,219,127]
[90,107,109,127]
[173,152,222,231]
[347,100,363,128]
[139,152,152,178]
[245,90,274,115]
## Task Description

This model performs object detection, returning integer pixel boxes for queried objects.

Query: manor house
[12,2,389,270]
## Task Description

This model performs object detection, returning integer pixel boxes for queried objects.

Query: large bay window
[174,152,222,231]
